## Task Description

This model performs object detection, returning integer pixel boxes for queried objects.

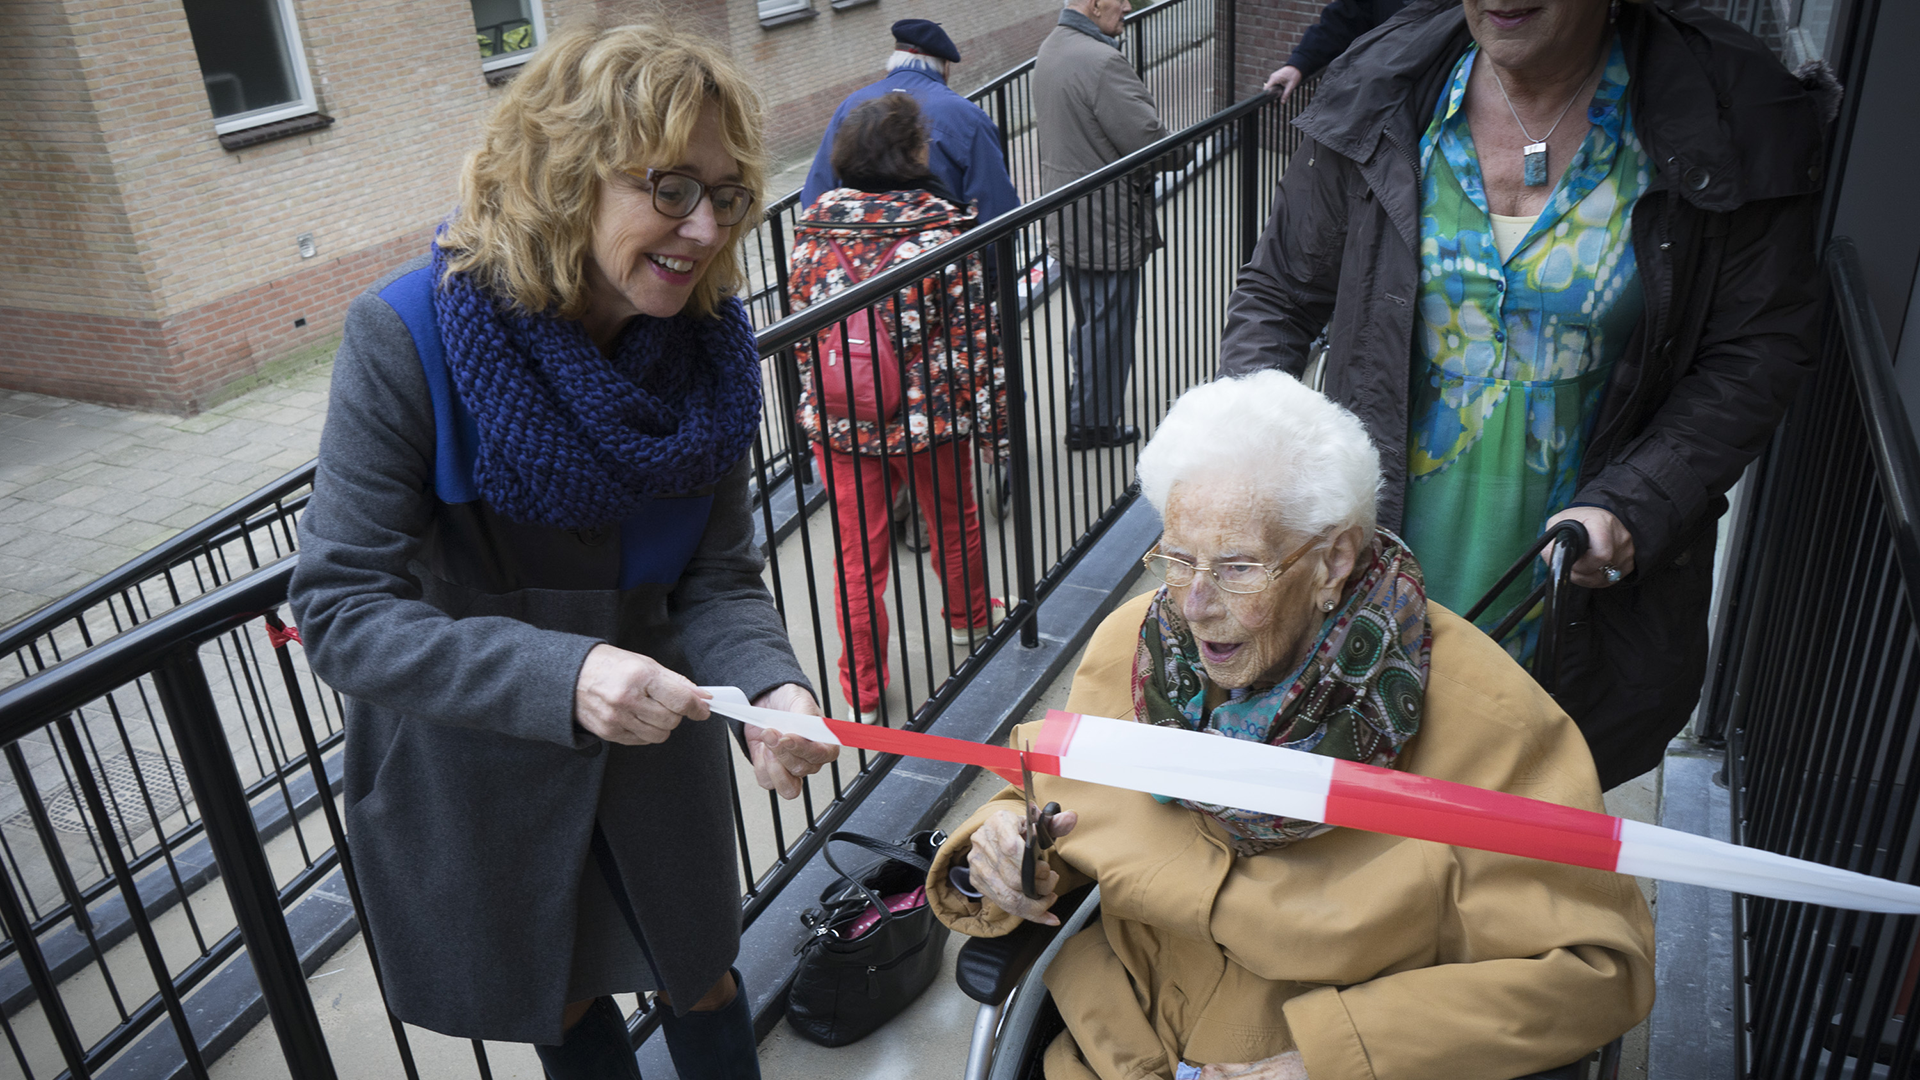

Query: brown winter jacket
[928,591,1656,1080]
[1218,0,1828,786]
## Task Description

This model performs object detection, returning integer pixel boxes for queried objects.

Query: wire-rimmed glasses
[632,168,756,227]
[1141,533,1325,595]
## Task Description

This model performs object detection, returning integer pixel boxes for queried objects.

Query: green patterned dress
[1402,38,1649,660]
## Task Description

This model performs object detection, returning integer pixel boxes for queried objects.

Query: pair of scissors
[1020,741,1064,900]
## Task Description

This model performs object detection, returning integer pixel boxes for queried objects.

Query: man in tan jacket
[1034,0,1181,451]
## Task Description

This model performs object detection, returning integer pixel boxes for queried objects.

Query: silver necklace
[1489,63,1588,187]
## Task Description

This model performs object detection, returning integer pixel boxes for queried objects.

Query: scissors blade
[1021,743,1043,899]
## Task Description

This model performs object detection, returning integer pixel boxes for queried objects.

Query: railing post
[1221,0,1238,112]
[994,236,1041,648]
[1132,18,1147,79]
[1238,108,1259,265]
[5,741,93,933]
[769,211,814,487]
[152,647,339,1080]
[0,856,93,1078]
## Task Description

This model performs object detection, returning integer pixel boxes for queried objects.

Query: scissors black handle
[1020,801,1063,900]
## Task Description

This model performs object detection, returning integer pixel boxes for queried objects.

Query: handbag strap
[825,237,911,287]
[815,830,936,941]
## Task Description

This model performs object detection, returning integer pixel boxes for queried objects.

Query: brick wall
[0,0,1058,413]
[1216,0,1326,106]
[722,0,1061,162]
[0,1,154,319]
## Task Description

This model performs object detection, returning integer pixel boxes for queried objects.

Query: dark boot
[660,968,761,1080]
[535,996,642,1080]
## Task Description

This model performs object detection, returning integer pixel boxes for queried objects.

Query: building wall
[0,0,1057,413]
[1217,0,1325,108]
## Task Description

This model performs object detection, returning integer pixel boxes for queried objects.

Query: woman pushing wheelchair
[926,373,1654,1080]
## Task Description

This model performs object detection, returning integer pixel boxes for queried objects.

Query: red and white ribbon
[705,691,1920,914]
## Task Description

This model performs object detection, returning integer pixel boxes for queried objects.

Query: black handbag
[784,829,952,1047]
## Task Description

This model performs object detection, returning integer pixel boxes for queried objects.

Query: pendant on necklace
[1523,141,1549,187]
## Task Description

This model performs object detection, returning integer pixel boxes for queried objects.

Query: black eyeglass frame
[631,167,757,228]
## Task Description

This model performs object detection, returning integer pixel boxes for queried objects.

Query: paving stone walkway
[0,367,333,629]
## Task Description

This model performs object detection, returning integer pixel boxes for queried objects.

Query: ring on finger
[1601,563,1622,585]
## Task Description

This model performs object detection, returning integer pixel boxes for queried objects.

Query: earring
[1321,598,1336,612]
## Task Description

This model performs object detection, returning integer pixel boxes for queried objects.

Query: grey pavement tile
[6,398,65,420]
[0,591,51,628]
[162,502,224,530]
[205,458,277,485]
[1,528,71,562]
[96,520,174,552]
[56,510,127,541]
[55,485,147,518]
[71,539,150,575]
[98,467,174,495]
[124,495,191,526]
[42,484,109,507]
[60,460,107,482]
[146,473,215,502]
[0,499,52,526]
[25,503,93,534]
[169,413,233,435]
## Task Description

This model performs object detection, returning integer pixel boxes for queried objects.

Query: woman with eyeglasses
[926,371,1654,1080]
[289,23,835,1080]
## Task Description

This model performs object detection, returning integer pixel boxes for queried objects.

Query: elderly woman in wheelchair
[926,371,1654,1080]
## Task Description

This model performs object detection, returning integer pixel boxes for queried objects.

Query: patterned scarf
[430,240,763,529]
[1131,531,1432,855]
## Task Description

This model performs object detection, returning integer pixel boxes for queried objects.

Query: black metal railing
[734,0,1218,489]
[1708,238,1920,1078]
[0,15,1320,1079]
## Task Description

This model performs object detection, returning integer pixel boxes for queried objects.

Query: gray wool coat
[289,257,809,1045]
[1033,12,1185,271]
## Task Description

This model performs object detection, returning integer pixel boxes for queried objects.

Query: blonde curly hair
[438,21,767,320]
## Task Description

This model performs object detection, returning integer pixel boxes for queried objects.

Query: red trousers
[815,441,992,712]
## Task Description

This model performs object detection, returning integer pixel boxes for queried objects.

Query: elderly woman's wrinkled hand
[745,684,840,800]
[573,643,711,745]
[966,807,1081,925]
[1198,1051,1309,1080]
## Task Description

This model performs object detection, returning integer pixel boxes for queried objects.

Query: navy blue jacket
[802,68,1020,223]
[1286,0,1409,76]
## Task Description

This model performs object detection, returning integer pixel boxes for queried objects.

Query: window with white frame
[471,0,547,70]
[758,0,813,23]
[180,0,318,134]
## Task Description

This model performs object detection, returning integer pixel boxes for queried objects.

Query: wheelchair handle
[1462,518,1592,624]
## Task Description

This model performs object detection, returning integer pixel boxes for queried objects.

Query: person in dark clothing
[288,22,838,1080]
[1263,0,1410,100]
[1219,0,1828,789]
[802,19,1021,224]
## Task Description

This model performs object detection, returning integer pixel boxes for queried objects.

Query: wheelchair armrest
[954,885,1096,1005]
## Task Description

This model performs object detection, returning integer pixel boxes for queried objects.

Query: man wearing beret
[801,19,1021,224]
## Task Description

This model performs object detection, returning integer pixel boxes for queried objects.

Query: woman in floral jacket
[790,93,1009,723]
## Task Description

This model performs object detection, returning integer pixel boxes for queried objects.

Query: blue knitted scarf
[430,242,763,529]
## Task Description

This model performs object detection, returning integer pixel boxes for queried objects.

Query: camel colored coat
[928,593,1655,1080]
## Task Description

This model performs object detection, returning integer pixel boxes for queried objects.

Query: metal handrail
[0,461,315,660]
[755,90,1267,354]
[1832,237,1920,622]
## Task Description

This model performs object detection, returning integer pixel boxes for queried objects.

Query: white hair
[886,51,950,80]
[1136,370,1381,540]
